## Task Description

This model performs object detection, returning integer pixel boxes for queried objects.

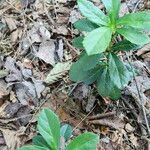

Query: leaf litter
[0,0,150,150]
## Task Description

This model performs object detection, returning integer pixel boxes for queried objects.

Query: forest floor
[0,0,150,149]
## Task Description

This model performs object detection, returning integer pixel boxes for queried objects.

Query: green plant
[19,108,99,150]
[69,0,150,99]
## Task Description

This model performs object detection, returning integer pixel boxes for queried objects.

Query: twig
[72,105,96,132]
[88,111,116,120]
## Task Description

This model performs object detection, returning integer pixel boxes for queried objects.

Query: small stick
[88,111,116,120]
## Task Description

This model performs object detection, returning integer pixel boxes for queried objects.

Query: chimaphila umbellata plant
[69,0,150,99]
[19,108,99,150]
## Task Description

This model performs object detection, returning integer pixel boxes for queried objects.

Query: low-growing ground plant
[69,0,150,99]
[19,108,99,150]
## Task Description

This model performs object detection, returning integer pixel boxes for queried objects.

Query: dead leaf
[15,81,37,106]
[125,123,134,133]
[5,17,19,43]
[136,43,150,56]
[0,70,9,78]
[4,17,16,31]
[45,61,72,84]
[69,9,82,24]
[35,40,56,65]
[4,102,22,118]
[0,79,9,102]
[86,95,96,113]
[129,133,139,147]
[89,117,125,130]
[54,26,68,35]
[72,84,90,100]
[28,23,51,43]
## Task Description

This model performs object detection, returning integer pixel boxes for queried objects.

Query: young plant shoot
[70,0,150,99]
[19,108,99,150]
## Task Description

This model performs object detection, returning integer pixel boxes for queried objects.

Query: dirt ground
[0,0,150,149]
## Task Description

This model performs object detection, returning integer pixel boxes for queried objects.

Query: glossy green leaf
[60,124,72,141]
[108,53,132,89]
[97,67,121,100]
[37,109,60,150]
[66,132,99,150]
[83,27,112,55]
[32,135,49,148]
[69,52,104,84]
[72,36,84,49]
[71,52,102,71]
[69,64,102,85]
[101,0,120,22]
[77,0,109,26]
[19,145,49,150]
[112,40,140,52]
[74,18,99,32]
[117,12,150,30]
[117,27,150,45]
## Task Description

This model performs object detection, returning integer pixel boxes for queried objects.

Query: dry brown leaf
[4,17,16,31]
[5,17,19,43]
[89,117,125,130]
[0,128,21,150]
[136,43,150,56]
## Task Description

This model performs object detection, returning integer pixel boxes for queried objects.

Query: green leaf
[108,53,132,89]
[77,0,109,26]
[74,18,99,32]
[69,64,102,85]
[37,109,60,150]
[101,0,120,22]
[72,36,84,49]
[60,124,72,141]
[83,27,112,55]
[19,145,49,150]
[66,132,99,150]
[117,12,150,30]
[96,67,121,100]
[69,52,104,84]
[32,135,50,148]
[117,27,150,45]
[112,40,140,52]
[71,52,102,71]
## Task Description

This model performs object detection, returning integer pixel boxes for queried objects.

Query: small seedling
[19,108,99,150]
[70,0,150,99]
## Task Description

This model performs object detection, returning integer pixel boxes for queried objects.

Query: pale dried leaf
[28,23,51,43]
[45,61,72,84]
[136,43,150,56]
[35,40,56,65]
[0,128,21,150]
[5,17,16,31]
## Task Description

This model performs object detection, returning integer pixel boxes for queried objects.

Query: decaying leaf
[45,61,72,84]
[35,40,56,65]
[28,22,51,43]
[0,128,21,150]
